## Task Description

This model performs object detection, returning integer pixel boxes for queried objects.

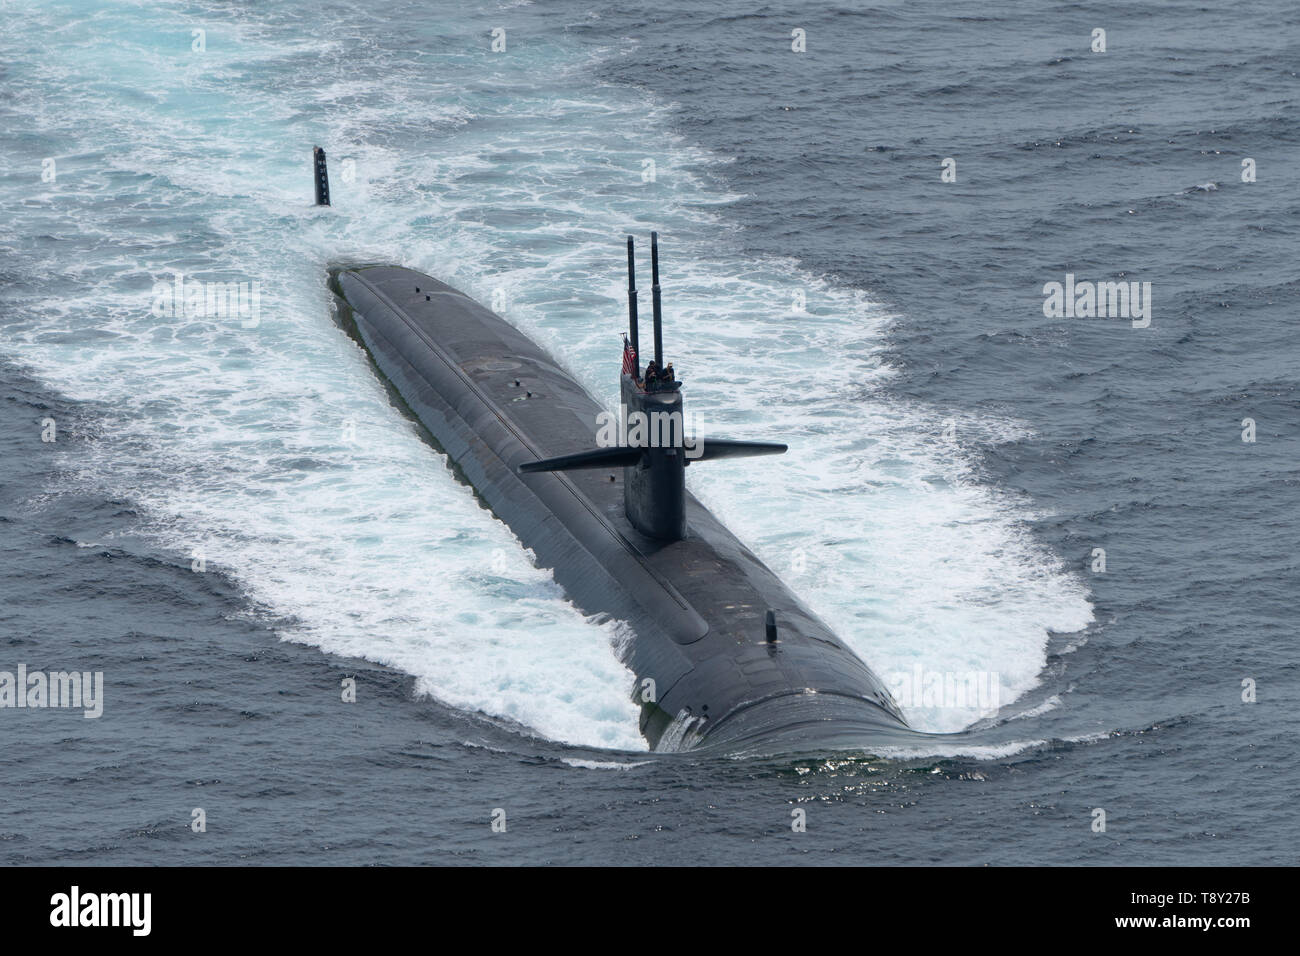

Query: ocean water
[0,0,1295,865]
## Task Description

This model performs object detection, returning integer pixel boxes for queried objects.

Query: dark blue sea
[1,0,1295,865]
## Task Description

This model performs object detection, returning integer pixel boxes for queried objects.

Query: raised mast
[626,235,640,378]
[650,231,664,370]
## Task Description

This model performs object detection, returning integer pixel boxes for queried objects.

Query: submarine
[320,152,918,753]
[328,240,925,753]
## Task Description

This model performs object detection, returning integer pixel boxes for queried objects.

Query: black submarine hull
[329,265,920,753]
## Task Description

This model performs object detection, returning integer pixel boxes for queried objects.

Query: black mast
[651,231,664,370]
[312,146,330,206]
[626,236,640,378]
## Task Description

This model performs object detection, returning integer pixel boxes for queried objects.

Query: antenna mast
[650,232,664,370]
[626,236,640,377]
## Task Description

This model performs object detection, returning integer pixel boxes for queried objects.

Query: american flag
[621,336,637,377]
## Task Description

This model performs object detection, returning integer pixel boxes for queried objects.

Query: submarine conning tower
[518,233,787,540]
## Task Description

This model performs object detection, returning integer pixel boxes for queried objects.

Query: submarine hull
[329,265,918,752]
